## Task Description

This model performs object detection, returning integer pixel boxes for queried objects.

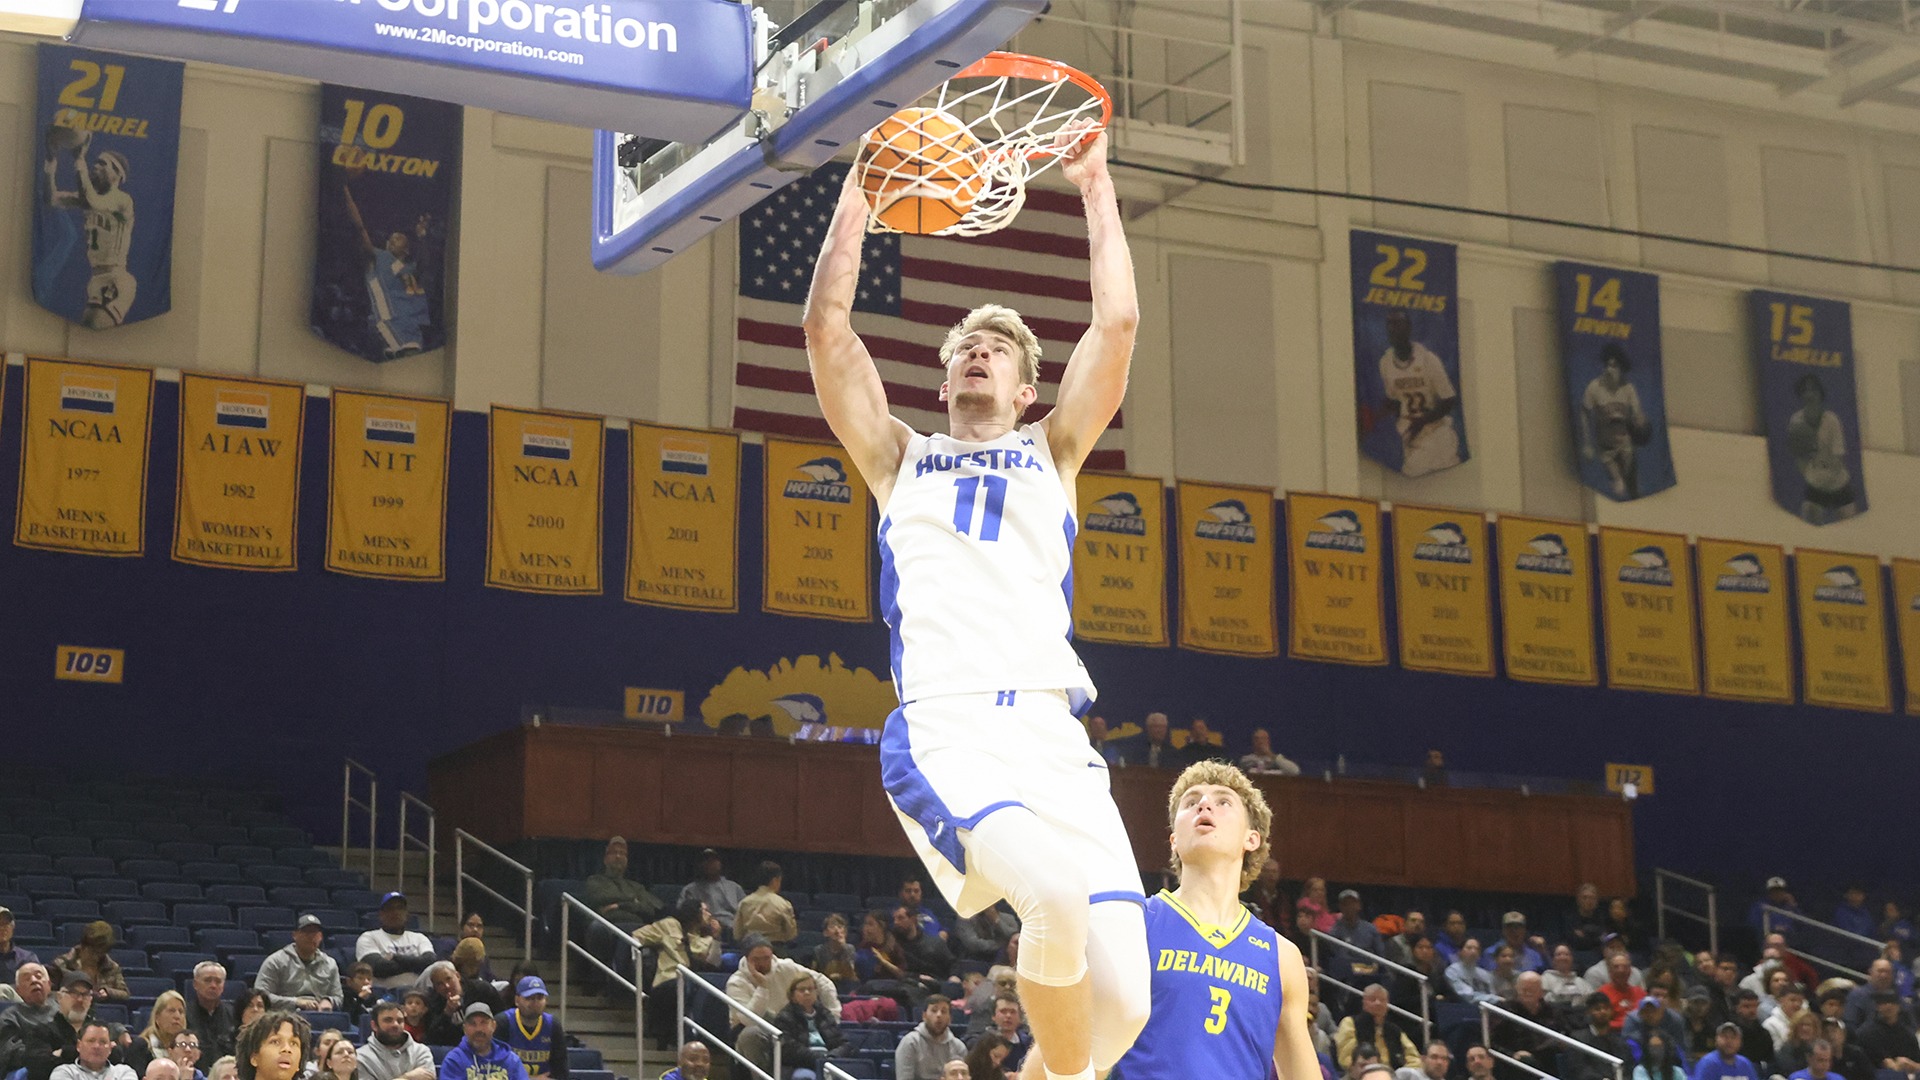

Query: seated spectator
[961,1034,1008,1080]
[309,1031,345,1080]
[1680,987,1718,1060]
[1394,1041,1450,1080]
[418,964,467,1047]
[966,969,1018,1040]
[854,911,913,986]
[972,996,1029,1075]
[147,1059,181,1080]
[1727,991,1772,1074]
[1765,984,1811,1049]
[184,964,237,1062]
[1833,886,1875,945]
[160,1037,200,1080]
[0,907,40,988]
[940,1063,968,1080]
[1843,959,1910,1031]
[1241,860,1287,932]
[810,915,858,985]
[733,862,798,944]
[898,879,946,940]
[1239,727,1300,777]
[1702,955,1743,1025]
[1487,944,1520,1001]
[1773,1010,1823,1076]
[774,977,847,1080]
[1484,913,1545,974]
[448,941,503,1016]
[51,924,128,1005]
[1331,891,1385,980]
[355,1003,433,1080]
[340,965,379,1027]
[1627,992,1690,1067]
[1747,878,1800,941]
[1884,903,1915,951]
[1085,715,1122,766]
[397,992,429,1046]
[1185,718,1224,763]
[496,978,567,1080]
[50,1019,134,1080]
[1493,973,1562,1074]
[659,1042,709,1080]
[235,1010,311,1080]
[208,1062,235,1080]
[1383,911,1426,968]
[1463,1046,1497,1080]
[356,894,437,994]
[1346,1043,1382,1080]
[1755,968,1791,1021]
[129,992,191,1074]
[1566,992,1635,1080]
[678,850,745,931]
[1299,879,1336,935]
[1392,936,1455,1022]
[581,838,662,931]
[1334,985,1417,1071]
[1433,912,1469,967]
[1885,941,1916,1001]
[435,1005,526,1080]
[1543,945,1595,1007]
[1446,940,1496,1004]
[1854,992,1920,1073]
[894,906,954,983]
[314,1038,355,1080]
[1822,1016,1874,1080]
[1634,1033,1685,1080]
[1,963,58,1073]
[1789,1038,1840,1080]
[1818,987,1848,1025]
[726,935,840,1073]
[1420,750,1448,789]
[1604,899,1644,953]
[24,971,110,1080]
[1599,954,1647,1030]
[635,899,723,1045]
[895,996,966,1080]
[952,906,1016,966]
[236,993,269,1034]
[1564,884,1607,954]
[1117,712,1187,770]
[257,917,340,1012]
[1587,937,1646,990]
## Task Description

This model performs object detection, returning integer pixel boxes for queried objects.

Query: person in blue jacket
[436,1005,528,1080]
[1689,1023,1759,1080]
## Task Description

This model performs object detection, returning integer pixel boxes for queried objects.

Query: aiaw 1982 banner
[1496,515,1597,685]
[1177,481,1277,657]
[1794,549,1890,712]
[15,357,152,556]
[763,436,870,621]
[173,373,306,570]
[1391,504,1494,676]
[486,405,605,595]
[1285,493,1386,665]
[626,421,741,612]
[1071,473,1167,646]
[1598,526,1698,695]
[1696,538,1794,704]
[326,389,450,581]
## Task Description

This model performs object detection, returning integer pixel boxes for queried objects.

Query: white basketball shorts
[86,267,135,325]
[880,689,1143,918]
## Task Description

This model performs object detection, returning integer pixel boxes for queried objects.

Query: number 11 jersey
[878,423,1095,704]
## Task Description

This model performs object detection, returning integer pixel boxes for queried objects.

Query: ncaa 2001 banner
[313,84,458,363]
[1749,290,1867,526]
[1351,231,1468,478]
[32,45,182,328]
[1555,262,1676,502]
[626,421,741,612]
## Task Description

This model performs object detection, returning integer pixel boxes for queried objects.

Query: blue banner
[1555,262,1676,501]
[1750,290,1867,525]
[32,45,182,328]
[1351,230,1467,477]
[72,0,751,143]
[312,85,458,363]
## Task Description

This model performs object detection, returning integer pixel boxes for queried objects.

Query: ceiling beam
[1839,54,1920,104]
[1556,2,1668,56]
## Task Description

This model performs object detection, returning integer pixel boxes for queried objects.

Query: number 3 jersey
[1113,891,1285,1080]
[879,423,1095,703]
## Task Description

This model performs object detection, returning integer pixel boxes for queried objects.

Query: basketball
[856,107,983,235]
[45,124,88,155]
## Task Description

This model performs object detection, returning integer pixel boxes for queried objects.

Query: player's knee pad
[967,810,1089,987]
[1086,902,1151,1070]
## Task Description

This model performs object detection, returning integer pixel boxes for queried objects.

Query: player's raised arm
[1042,127,1138,475]
[45,150,84,209]
[802,167,912,498]
[341,186,377,256]
[1272,935,1321,1080]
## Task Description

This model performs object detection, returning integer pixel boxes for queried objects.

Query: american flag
[733,162,1127,471]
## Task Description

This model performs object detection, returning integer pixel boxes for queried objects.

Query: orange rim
[950,51,1112,157]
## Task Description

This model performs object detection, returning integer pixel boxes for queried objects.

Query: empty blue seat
[302,1010,351,1033]
[16,817,72,837]
[429,1046,451,1065]
[36,898,100,922]
[55,857,116,879]
[565,1049,603,1070]
[157,842,215,863]
[0,855,53,876]
[15,875,76,898]
[123,860,182,883]
[33,837,91,859]
[205,885,268,907]
[181,862,243,885]
[125,925,191,949]
[573,1070,621,1080]
[237,907,296,932]
[125,974,176,1001]
[135,822,193,844]
[172,903,234,929]
[151,951,210,981]
[176,808,228,828]
[0,835,32,854]
[77,878,139,901]
[58,922,101,946]
[229,954,267,981]
[269,887,330,909]
[278,850,333,870]
[245,866,302,887]
[10,919,54,945]
[217,846,274,866]
[304,869,361,889]
[814,892,861,913]
[0,895,26,916]
[309,908,358,930]
[331,890,378,911]
[141,882,201,903]
[252,827,308,848]
[194,928,260,957]
[109,948,151,974]
[196,826,251,847]
[91,1005,127,1027]
[649,883,681,905]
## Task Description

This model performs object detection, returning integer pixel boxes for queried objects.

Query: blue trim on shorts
[878,518,904,700]
[1089,890,1147,907]
[880,703,1023,875]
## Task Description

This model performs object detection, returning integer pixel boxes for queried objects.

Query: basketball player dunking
[804,125,1148,1080]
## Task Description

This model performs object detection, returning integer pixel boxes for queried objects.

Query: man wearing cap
[1749,878,1802,940]
[497,978,567,1080]
[1844,959,1913,1032]
[1331,890,1385,981]
[1566,991,1635,1080]
[1689,1021,1760,1080]
[48,1018,134,1080]
[582,838,662,932]
[356,1003,433,1080]
[0,908,39,989]
[22,971,117,1080]
[437,1005,529,1080]
[255,916,340,1012]
[357,895,439,993]
[1586,936,1646,990]
[1481,912,1545,974]
[1855,992,1920,1074]
[1823,1015,1873,1080]
[1627,991,1692,1067]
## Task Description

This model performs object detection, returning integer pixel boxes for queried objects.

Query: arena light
[0,0,80,37]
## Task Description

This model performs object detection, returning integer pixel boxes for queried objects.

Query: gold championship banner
[1392,504,1494,676]
[1178,481,1278,656]
[1285,493,1387,665]
[626,421,740,612]
[173,373,305,570]
[1072,473,1168,645]
[326,389,450,581]
[1598,527,1699,694]
[15,357,153,556]
[1795,548,1890,712]
[1496,515,1597,685]
[486,406,604,595]
[1697,538,1794,704]
[763,436,870,621]
[1894,559,1920,715]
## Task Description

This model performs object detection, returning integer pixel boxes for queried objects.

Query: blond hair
[142,990,187,1046]
[938,304,1041,386]
[1166,760,1273,891]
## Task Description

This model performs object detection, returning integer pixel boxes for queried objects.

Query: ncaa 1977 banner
[312,85,458,363]
[15,357,153,556]
[32,46,183,329]
[1554,262,1676,501]
[1749,290,1867,526]
[1350,231,1467,478]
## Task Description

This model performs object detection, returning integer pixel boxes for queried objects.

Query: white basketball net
[859,60,1107,238]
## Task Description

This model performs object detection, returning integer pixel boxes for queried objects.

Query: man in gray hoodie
[894,997,966,1080]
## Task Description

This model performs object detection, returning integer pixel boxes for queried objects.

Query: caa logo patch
[1304,509,1365,553]
[1194,499,1256,543]
[1086,493,1148,536]
[1412,522,1473,564]
[1617,545,1674,587]
[1714,553,1770,594]
[785,457,852,503]
[1813,565,1867,606]
[1515,533,1573,575]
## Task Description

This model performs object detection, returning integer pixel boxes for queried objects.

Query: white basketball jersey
[880,423,1095,703]
[85,190,133,269]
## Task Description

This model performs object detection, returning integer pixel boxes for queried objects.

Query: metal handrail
[1480,1001,1624,1080]
[678,964,780,1080]
[1761,904,1878,980]
[396,793,436,929]
[1309,930,1430,1044]
[822,1065,859,1080]
[558,894,645,1073]
[453,829,533,957]
[340,759,377,879]
[1655,868,1719,955]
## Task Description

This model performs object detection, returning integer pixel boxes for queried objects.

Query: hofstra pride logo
[1413,522,1472,564]
[1617,545,1674,587]
[1813,566,1867,606]
[1515,534,1573,575]
[214,390,271,429]
[1086,493,1148,536]
[364,406,416,445]
[521,422,572,460]
[785,457,851,503]
[1304,509,1365,553]
[59,374,117,414]
[660,437,710,476]
[1194,499,1256,543]
[1715,554,1770,594]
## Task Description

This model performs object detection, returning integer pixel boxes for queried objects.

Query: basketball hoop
[857,51,1112,238]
